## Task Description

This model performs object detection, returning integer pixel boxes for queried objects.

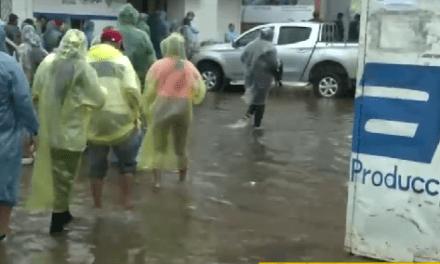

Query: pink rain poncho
[137,33,206,171]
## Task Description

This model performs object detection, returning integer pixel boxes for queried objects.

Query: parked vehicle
[191,22,359,98]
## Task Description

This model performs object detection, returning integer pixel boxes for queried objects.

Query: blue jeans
[110,123,146,165]
[89,129,141,179]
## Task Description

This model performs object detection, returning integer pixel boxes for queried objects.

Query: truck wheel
[313,72,346,98]
[198,63,223,92]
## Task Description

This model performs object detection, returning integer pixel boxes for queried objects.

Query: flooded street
[1,87,367,264]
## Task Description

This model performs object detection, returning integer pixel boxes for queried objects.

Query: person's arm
[190,64,207,105]
[13,28,21,46]
[241,48,248,64]
[32,55,51,108]
[141,65,159,123]
[192,76,206,105]
[144,37,157,71]
[190,22,199,34]
[266,47,279,78]
[10,58,39,135]
[121,57,141,118]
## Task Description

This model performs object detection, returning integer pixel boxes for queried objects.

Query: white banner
[242,5,314,23]
[33,0,123,16]
[346,0,440,262]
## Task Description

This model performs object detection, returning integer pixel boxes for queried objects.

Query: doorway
[71,19,82,30]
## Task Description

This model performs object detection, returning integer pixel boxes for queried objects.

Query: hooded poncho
[137,33,206,171]
[118,4,156,84]
[241,28,278,105]
[27,29,107,210]
[17,25,48,86]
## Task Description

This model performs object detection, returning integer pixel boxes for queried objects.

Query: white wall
[297,0,314,4]
[91,19,119,38]
[185,0,219,42]
[243,5,314,23]
[322,0,351,40]
[33,0,120,16]
[12,0,33,23]
[216,0,242,41]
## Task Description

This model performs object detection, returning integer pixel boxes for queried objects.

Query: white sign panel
[242,5,314,23]
[33,0,124,17]
[346,0,440,262]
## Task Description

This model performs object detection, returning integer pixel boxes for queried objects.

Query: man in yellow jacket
[87,29,141,209]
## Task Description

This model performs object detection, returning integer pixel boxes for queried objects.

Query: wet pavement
[1,86,369,263]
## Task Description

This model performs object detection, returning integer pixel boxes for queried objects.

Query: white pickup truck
[191,22,359,98]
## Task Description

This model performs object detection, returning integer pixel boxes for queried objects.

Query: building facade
[0,0,357,43]
[1,0,241,43]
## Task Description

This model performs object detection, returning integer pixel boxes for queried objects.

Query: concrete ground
[0,86,373,263]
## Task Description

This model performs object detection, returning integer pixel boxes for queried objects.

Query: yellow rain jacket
[27,30,107,211]
[137,33,206,171]
[87,44,141,145]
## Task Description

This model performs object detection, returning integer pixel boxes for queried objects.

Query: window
[320,24,338,42]
[278,27,311,45]
[236,27,275,47]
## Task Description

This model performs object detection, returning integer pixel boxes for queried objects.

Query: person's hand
[31,134,39,152]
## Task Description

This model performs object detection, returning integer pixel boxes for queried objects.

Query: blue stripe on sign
[34,12,118,21]
[353,63,440,164]
[361,63,440,91]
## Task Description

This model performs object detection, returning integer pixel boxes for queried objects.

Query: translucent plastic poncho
[137,13,151,37]
[0,52,39,205]
[0,25,8,53]
[43,21,64,53]
[87,43,141,145]
[118,4,156,83]
[241,29,278,105]
[137,33,206,171]
[26,30,107,211]
[17,25,48,86]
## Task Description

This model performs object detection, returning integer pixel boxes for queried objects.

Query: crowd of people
[309,11,360,42]
[0,3,209,237]
[0,2,283,239]
[0,8,201,60]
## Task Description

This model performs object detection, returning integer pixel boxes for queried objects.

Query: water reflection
[2,88,364,263]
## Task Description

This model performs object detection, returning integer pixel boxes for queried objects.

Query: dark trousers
[247,104,265,128]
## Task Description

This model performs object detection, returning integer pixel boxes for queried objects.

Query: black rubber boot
[50,211,73,234]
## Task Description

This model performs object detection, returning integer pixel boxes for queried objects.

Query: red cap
[54,20,63,27]
[101,29,122,44]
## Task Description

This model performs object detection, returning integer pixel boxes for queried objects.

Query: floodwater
[0,87,368,263]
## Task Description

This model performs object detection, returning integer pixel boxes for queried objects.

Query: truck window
[236,27,275,47]
[278,27,312,45]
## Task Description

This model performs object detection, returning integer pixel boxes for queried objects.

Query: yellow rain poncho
[137,33,206,171]
[87,43,141,145]
[27,30,107,211]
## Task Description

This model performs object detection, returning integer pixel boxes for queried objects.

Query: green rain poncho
[118,4,156,85]
[137,33,206,171]
[27,29,107,211]
[137,13,151,37]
